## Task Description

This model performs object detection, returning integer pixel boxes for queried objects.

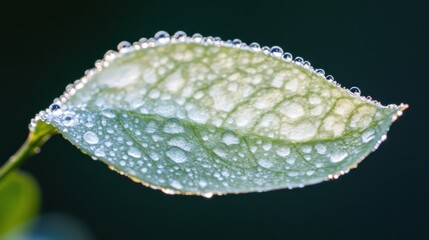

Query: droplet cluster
[28,30,405,196]
[29,30,389,129]
[44,106,386,194]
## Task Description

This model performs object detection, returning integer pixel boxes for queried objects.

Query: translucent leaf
[0,171,40,236]
[31,31,407,196]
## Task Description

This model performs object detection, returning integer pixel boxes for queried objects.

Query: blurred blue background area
[0,0,426,239]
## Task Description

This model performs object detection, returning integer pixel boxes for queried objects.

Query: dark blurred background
[0,0,427,239]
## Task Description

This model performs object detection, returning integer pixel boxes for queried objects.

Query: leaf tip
[391,103,408,122]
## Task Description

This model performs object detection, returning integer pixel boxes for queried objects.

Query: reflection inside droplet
[62,112,76,127]
[350,86,361,95]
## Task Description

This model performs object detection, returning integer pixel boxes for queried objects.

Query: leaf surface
[32,32,406,196]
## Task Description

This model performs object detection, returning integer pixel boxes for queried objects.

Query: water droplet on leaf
[270,46,283,58]
[261,46,270,54]
[127,147,142,158]
[303,61,312,69]
[192,33,202,42]
[315,69,325,76]
[154,31,170,44]
[329,151,348,163]
[101,109,116,118]
[95,148,106,157]
[50,103,61,112]
[361,129,375,143]
[294,57,304,64]
[232,39,242,47]
[62,112,76,127]
[171,180,183,189]
[173,31,187,41]
[282,52,292,61]
[350,86,361,95]
[166,147,188,163]
[83,131,99,145]
[221,131,240,145]
[117,41,131,52]
[258,159,273,168]
[249,42,260,51]
[163,118,184,134]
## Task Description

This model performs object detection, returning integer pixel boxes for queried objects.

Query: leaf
[0,171,40,236]
[32,31,407,196]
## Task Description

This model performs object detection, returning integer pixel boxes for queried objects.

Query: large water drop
[173,31,187,41]
[49,103,62,116]
[101,109,116,118]
[326,75,335,82]
[361,129,375,143]
[315,69,325,76]
[270,46,283,58]
[282,52,292,61]
[163,118,184,134]
[117,41,131,52]
[166,147,188,163]
[350,86,361,95]
[232,39,242,47]
[95,148,106,157]
[62,112,77,127]
[258,159,273,168]
[83,131,99,145]
[221,131,240,145]
[192,33,203,42]
[294,57,304,64]
[329,151,348,163]
[127,147,142,158]
[154,31,170,44]
[249,42,261,51]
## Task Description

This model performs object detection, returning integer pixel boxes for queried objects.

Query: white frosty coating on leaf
[32,31,405,196]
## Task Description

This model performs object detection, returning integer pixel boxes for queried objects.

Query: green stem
[0,122,56,181]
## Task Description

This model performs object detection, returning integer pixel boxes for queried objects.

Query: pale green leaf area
[37,39,405,196]
[0,171,40,236]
